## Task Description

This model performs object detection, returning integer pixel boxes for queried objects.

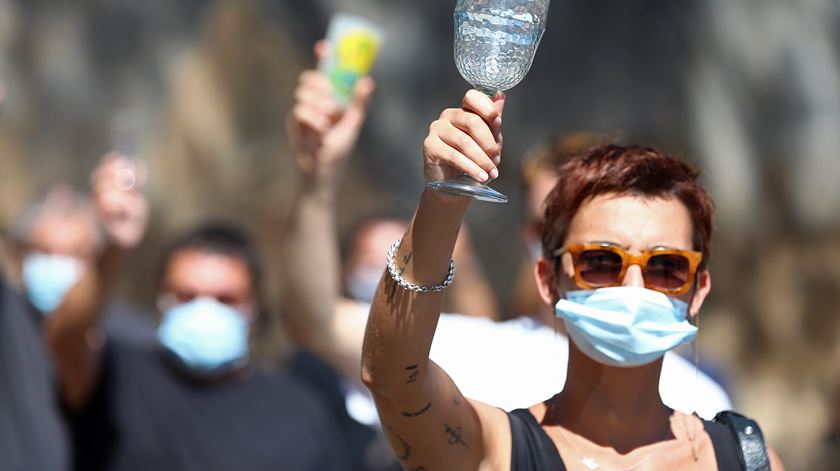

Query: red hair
[540,145,715,268]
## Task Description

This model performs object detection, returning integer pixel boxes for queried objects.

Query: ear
[535,257,559,306]
[688,269,711,318]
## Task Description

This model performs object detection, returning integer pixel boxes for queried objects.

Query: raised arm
[47,154,148,410]
[281,43,375,378]
[361,90,511,470]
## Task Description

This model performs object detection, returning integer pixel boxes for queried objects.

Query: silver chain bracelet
[386,239,455,293]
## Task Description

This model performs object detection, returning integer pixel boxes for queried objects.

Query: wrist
[420,187,472,213]
[296,156,346,190]
[298,172,340,204]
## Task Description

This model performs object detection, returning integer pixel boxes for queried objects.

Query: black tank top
[508,408,745,470]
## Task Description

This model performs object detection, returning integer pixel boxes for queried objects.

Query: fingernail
[493,116,502,128]
[492,155,501,166]
[489,168,499,180]
[478,171,489,182]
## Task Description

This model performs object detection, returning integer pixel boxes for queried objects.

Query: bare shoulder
[468,398,512,471]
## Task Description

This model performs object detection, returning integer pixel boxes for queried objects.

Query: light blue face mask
[555,286,697,368]
[158,298,250,374]
[346,267,381,303]
[23,252,85,314]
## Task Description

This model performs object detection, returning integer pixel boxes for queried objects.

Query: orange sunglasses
[552,243,703,295]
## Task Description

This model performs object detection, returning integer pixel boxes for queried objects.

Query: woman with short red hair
[361,90,784,470]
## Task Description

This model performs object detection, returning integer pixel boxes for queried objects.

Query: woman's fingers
[295,71,340,119]
[425,133,489,182]
[442,108,501,163]
[292,102,331,134]
[423,90,507,183]
[435,119,497,178]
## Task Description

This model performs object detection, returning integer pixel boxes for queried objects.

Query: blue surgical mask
[346,267,381,303]
[23,252,85,314]
[158,298,250,373]
[526,240,543,263]
[555,286,697,367]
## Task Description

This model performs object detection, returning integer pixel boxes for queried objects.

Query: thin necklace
[556,422,671,471]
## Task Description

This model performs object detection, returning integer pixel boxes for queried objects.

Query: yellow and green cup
[319,13,383,106]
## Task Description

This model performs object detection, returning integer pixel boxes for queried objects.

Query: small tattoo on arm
[384,423,412,461]
[401,402,432,417]
[444,424,468,448]
[399,253,413,276]
[405,364,419,384]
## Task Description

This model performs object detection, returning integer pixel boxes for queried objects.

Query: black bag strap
[714,411,771,471]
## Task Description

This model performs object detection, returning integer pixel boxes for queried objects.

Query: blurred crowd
[0,1,839,470]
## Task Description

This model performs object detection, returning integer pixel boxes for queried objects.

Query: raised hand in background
[90,152,149,251]
[287,41,375,182]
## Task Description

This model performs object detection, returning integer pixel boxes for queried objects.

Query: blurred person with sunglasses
[361,90,784,470]
[50,158,350,471]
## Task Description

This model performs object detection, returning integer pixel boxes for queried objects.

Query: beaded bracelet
[386,239,455,293]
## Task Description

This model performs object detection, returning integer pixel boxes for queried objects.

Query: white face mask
[527,240,543,262]
[345,267,382,303]
[157,297,250,374]
[555,286,697,367]
[22,252,85,314]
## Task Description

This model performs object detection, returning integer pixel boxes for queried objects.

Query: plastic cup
[319,13,383,106]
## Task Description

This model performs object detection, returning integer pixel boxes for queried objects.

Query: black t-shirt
[100,300,158,347]
[289,350,402,471]
[69,342,351,471]
[0,279,70,471]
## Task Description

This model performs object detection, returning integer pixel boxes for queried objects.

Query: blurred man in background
[0,151,149,471]
[343,217,500,319]
[510,132,603,323]
[54,156,350,471]
[0,52,67,471]
[0,222,70,471]
[11,178,156,346]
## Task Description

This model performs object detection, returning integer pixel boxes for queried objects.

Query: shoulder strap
[508,409,565,470]
[713,411,771,471]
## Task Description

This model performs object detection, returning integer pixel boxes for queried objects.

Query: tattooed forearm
[444,424,468,448]
[401,402,432,418]
[405,364,419,384]
[383,423,412,461]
